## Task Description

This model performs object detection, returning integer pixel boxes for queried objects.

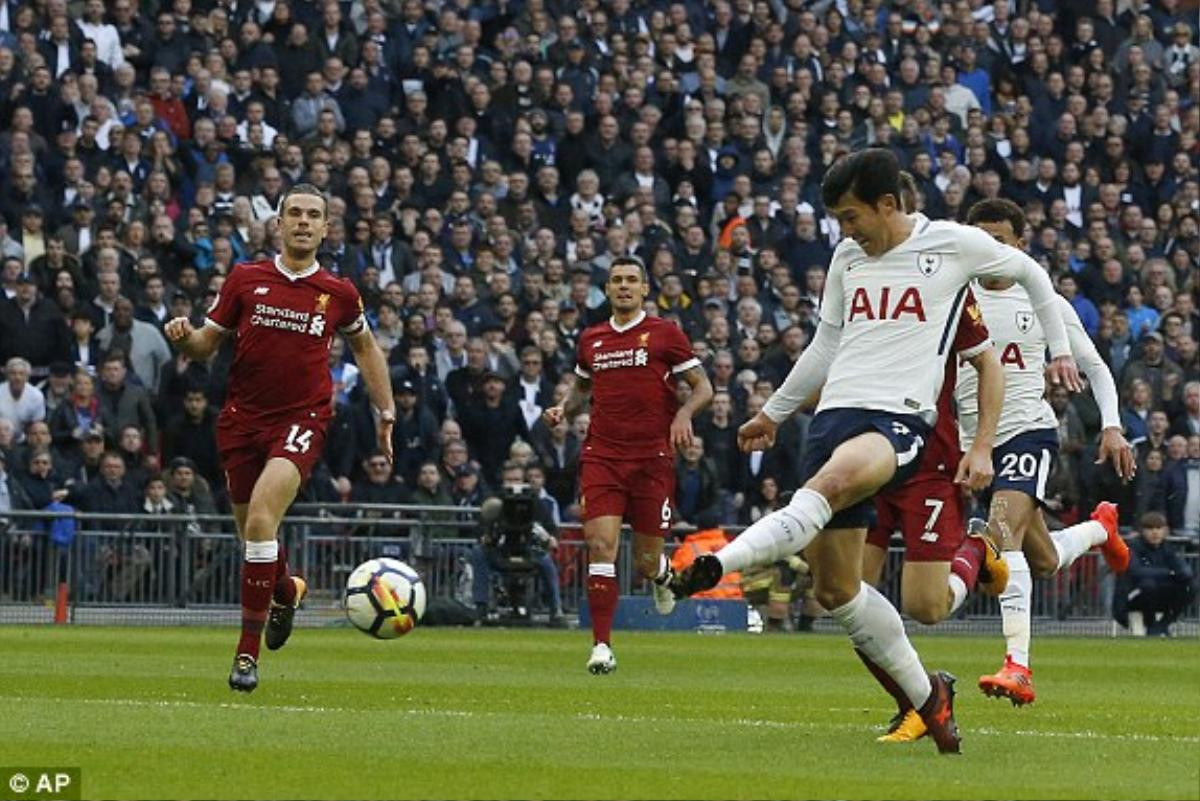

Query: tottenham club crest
[1015,310,1035,333]
[916,251,942,276]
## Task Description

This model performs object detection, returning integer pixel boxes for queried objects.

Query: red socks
[951,536,986,591]
[238,540,278,659]
[587,563,618,645]
[273,543,296,607]
[855,647,912,713]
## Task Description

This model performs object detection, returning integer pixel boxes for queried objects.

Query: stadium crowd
[0,0,1196,569]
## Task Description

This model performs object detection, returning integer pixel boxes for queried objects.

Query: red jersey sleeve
[574,328,594,380]
[334,279,367,336]
[205,264,243,331]
[662,320,701,374]
[953,288,991,360]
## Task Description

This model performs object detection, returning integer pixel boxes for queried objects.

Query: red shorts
[867,469,964,562]
[217,407,329,505]
[579,454,676,536]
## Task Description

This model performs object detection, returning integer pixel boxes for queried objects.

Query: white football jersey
[816,216,1070,421]
[958,289,1121,448]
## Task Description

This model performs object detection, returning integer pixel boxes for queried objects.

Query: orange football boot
[978,656,1035,706]
[1090,501,1130,574]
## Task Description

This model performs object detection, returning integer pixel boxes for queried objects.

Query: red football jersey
[575,312,700,460]
[922,288,991,474]
[206,258,366,423]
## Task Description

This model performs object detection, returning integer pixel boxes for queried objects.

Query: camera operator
[470,459,566,626]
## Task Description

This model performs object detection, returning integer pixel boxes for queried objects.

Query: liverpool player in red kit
[543,257,712,674]
[165,185,395,692]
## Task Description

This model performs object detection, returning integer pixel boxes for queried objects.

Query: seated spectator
[1114,512,1197,636]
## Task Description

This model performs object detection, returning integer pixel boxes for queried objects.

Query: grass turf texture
[0,626,1197,800]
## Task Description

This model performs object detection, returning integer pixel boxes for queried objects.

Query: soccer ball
[344,558,427,638]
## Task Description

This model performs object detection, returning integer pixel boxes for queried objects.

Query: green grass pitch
[0,626,1197,800]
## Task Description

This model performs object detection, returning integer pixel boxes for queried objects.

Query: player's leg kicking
[675,415,962,753]
[863,474,1007,743]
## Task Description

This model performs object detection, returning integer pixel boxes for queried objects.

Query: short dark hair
[821,148,902,209]
[967,198,1027,236]
[609,255,648,281]
[278,182,328,218]
[1139,511,1167,529]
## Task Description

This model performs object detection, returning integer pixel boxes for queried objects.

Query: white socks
[831,582,933,708]
[1051,521,1106,572]
[244,540,279,563]
[716,488,832,573]
[999,551,1033,667]
[948,574,969,614]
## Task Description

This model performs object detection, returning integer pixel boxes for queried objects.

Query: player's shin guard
[238,539,278,659]
[587,562,618,646]
[716,488,831,573]
[1050,521,1106,571]
[999,551,1033,667]
[832,582,932,709]
[273,542,297,606]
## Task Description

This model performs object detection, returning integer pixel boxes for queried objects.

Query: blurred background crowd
[0,0,1196,551]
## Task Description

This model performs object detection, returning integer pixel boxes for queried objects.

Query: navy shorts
[799,408,931,529]
[985,428,1059,506]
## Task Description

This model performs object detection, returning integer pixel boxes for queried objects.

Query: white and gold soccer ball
[344,558,426,638]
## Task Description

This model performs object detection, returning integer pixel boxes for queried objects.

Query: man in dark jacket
[161,388,220,489]
[1114,511,1197,636]
[0,274,69,373]
[97,353,158,453]
[458,372,526,486]
[391,378,438,488]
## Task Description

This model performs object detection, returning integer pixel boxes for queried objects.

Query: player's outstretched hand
[542,404,566,427]
[164,316,195,343]
[669,411,694,451]
[737,412,778,452]
[1045,355,1084,392]
[1097,426,1136,482]
[954,443,994,491]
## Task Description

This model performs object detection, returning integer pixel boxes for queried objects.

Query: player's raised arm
[164,317,227,361]
[1056,295,1135,481]
[346,324,397,464]
[962,227,1082,392]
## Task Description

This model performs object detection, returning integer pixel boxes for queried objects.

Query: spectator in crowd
[0,274,69,371]
[0,357,46,443]
[1165,434,1200,541]
[95,297,172,393]
[96,353,158,453]
[1114,512,1197,636]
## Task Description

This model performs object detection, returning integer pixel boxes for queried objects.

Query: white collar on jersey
[274,254,320,281]
[608,310,646,333]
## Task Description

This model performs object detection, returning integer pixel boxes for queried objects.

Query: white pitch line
[4,697,1196,745]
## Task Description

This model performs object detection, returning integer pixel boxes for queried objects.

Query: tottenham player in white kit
[958,199,1135,706]
[672,150,1081,754]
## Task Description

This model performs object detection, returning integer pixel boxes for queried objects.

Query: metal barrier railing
[1,506,1196,628]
